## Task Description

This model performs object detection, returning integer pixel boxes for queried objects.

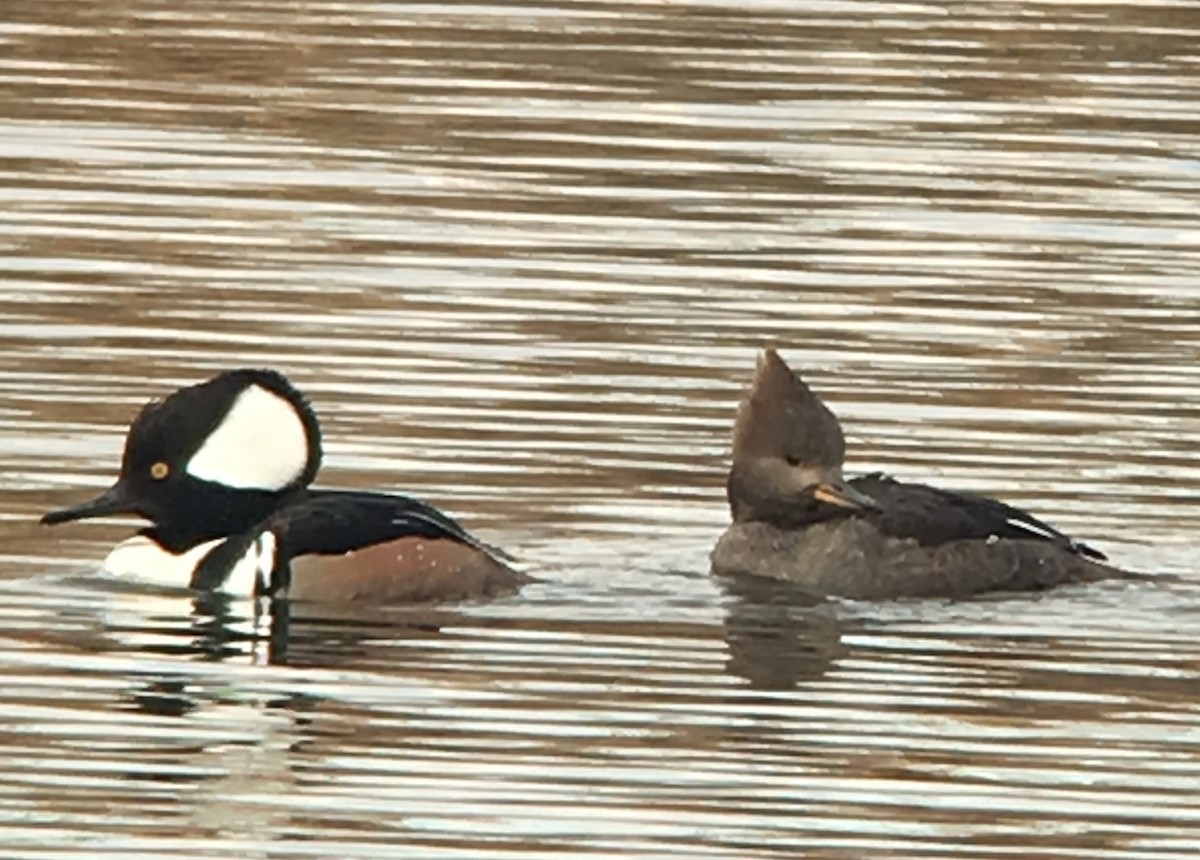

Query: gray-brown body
[712,519,1118,600]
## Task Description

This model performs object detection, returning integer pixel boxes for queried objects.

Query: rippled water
[3,0,1200,856]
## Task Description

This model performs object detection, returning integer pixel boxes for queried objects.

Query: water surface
[2,0,1200,857]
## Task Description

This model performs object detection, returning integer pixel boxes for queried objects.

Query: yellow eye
[150,461,170,480]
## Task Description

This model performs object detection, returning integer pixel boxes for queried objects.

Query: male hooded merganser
[711,349,1133,599]
[41,369,525,603]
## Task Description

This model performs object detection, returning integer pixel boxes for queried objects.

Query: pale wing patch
[104,535,223,588]
[1004,516,1058,541]
[186,384,308,490]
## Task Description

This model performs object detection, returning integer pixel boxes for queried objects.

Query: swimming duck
[711,349,1131,599]
[41,369,525,603]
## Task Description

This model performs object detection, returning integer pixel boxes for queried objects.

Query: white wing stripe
[1005,516,1057,541]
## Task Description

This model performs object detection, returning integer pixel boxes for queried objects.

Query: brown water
[2,0,1200,856]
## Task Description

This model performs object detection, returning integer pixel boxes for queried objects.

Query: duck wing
[850,473,1106,561]
[269,489,513,561]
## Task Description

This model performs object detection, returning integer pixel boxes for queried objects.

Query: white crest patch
[186,384,309,490]
[223,531,278,597]
[104,535,224,588]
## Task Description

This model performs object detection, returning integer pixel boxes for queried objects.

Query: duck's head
[42,369,322,547]
[727,349,877,526]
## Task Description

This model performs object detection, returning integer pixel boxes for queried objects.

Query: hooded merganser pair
[711,349,1130,599]
[43,355,1134,605]
[41,370,524,603]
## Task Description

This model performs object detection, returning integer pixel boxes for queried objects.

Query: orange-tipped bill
[813,481,879,512]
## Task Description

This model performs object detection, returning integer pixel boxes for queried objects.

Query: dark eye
[785,455,802,467]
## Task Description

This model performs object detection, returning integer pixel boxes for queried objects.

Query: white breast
[103,536,222,588]
[101,534,275,597]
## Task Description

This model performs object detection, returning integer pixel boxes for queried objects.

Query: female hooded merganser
[41,369,525,603]
[711,349,1132,599]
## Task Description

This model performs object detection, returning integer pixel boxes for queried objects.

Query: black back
[269,489,494,557]
[191,489,509,595]
[849,473,1106,561]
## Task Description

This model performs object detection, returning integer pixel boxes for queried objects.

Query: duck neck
[146,484,308,552]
